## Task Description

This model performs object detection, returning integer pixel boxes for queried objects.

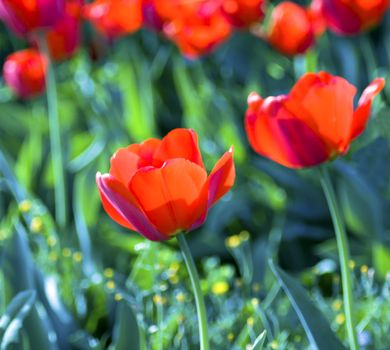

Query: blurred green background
[1,1,390,349]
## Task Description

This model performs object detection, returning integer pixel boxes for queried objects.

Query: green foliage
[1,13,390,350]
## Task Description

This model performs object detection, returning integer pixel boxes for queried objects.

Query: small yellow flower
[106,280,116,290]
[170,261,180,272]
[114,293,123,301]
[175,292,186,303]
[62,248,72,257]
[335,313,345,325]
[169,275,180,284]
[47,236,57,247]
[360,265,368,274]
[153,294,166,305]
[73,251,83,262]
[104,268,114,278]
[270,340,279,349]
[332,299,342,311]
[348,260,356,269]
[19,200,32,213]
[227,332,234,341]
[212,281,229,295]
[30,217,43,233]
[246,317,254,326]
[239,230,250,241]
[225,235,241,248]
[251,298,259,307]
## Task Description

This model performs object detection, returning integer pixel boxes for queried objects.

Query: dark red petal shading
[245,95,330,168]
[350,77,385,140]
[96,172,167,241]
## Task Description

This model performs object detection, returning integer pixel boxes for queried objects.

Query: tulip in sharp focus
[96,129,235,241]
[0,0,65,36]
[221,0,266,28]
[83,0,143,39]
[267,1,316,56]
[316,0,390,35]
[3,49,46,98]
[245,72,385,168]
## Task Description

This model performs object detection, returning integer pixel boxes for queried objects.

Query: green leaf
[112,300,145,350]
[250,330,266,350]
[373,243,390,279]
[269,260,346,350]
[0,290,36,349]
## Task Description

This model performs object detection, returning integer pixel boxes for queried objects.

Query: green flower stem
[177,233,210,350]
[38,34,67,230]
[319,167,359,350]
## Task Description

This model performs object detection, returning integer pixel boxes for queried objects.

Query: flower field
[0,1,390,349]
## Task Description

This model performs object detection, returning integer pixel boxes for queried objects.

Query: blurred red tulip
[141,0,163,31]
[35,0,83,61]
[221,0,266,28]
[316,0,390,35]
[3,49,47,98]
[307,0,327,36]
[151,0,231,58]
[0,0,65,36]
[267,1,316,56]
[83,0,143,39]
[96,128,235,241]
[245,72,385,168]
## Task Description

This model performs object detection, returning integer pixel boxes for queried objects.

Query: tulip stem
[38,34,67,231]
[177,233,210,350]
[319,167,359,350]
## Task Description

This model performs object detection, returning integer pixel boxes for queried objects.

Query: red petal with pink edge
[208,147,235,207]
[245,95,330,168]
[350,77,385,140]
[153,128,204,168]
[96,172,167,241]
[129,159,208,236]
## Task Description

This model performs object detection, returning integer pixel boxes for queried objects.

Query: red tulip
[83,0,143,39]
[316,0,390,35]
[141,0,163,31]
[221,0,266,28]
[34,0,83,61]
[3,49,46,98]
[153,0,231,58]
[0,0,65,36]
[96,129,235,241]
[267,2,316,56]
[245,72,385,168]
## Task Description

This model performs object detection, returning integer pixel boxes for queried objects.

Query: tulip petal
[96,172,166,241]
[109,138,161,186]
[321,0,362,35]
[290,72,357,152]
[208,147,235,207]
[350,77,385,140]
[129,159,208,236]
[153,128,204,168]
[245,95,329,168]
